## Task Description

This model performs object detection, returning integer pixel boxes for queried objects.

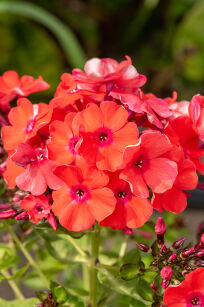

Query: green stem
[1,269,25,300]
[5,222,49,287]
[119,237,128,258]
[60,234,87,258]
[82,235,89,291]
[90,223,100,307]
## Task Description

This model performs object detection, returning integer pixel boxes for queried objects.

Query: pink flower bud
[155,217,166,235]
[181,248,195,257]
[47,212,57,231]
[169,253,177,262]
[150,283,158,293]
[136,243,149,252]
[194,242,202,251]
[160,244,167,253]
[160,266,173,280]
[197,183,204,190]
[151,260,158,266]
[172,237,185,249]
[194,250,204,258]
[194,260,204,267]
[201,233,204,245]
[0,209,17,219]
[162,279,170,289]
[12,194,21,202]
[122,227,133,235]
[15,212,29,220]
[0,203,11,210]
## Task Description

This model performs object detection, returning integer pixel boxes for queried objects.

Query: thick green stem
[90,223,100,307]
[82,235,89,291]
[1,269,25,300]
[5,222,49,287]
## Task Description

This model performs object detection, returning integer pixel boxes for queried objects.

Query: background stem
[1,269,25,300]
[90,223,100,307]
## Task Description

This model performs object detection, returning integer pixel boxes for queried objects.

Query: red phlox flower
[47,112,80,165]
[1,98,52,151]
[118,91,171,129]
[3,157,24,189]
[50,73,104,110]
[119,130,178,198]
[73,101,139,171]
[169,100,189,120]
[99,171,153,229]
[52,159,116,231]
[165,115,204,174]
[0,70,49,111]
[11,143,63,195]
[152,157,198,213]
[189,95,204,142]
[72,56,146,97]
[163,268,204,307]
[20,194,51,223]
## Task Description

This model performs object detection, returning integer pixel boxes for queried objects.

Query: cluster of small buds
[136,217,204,296]
[36,291,58,307]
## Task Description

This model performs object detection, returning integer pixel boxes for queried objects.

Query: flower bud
[0,209,17,219]
[181,248,195,258]
[194,250,204,258]
[47,212,57,231]
[172,237,185,249]
[136,242,149,253]
[169,253,177,262]
[12,194,21,202]
[15,212,29,220]
[201,233,204,245]
[155,217,166,235]
[151,260,159,266]
[0,203,11,210]
[197,183,204,190]
[194,242,202,251]
[122,227,133,235]
[160,266,173,280]
[160,244,167,253]
[162,279,170,289]
[150,283,158,293]
[194,260,204,267]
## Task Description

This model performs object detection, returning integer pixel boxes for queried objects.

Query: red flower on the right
[163,268,204,307]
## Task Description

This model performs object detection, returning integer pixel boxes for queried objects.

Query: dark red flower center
[117,191,127,199]
[71,185,90,202]
[191,297,200,305]
[36,149,47,161]
[96,127,113,147]
[25,119,36,134]
[34,203,45,213]
[135,160,143,168]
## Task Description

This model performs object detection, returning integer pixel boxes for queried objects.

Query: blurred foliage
[0,0,204,101]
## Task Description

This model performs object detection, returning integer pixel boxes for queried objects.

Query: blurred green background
[0,0,204,101]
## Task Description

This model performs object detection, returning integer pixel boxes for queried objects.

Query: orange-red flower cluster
[0,56,203,231]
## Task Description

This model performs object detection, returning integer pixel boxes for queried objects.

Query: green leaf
[120,263,139,281]
[10,264,29,280]
[0,1,86,68]
[136,278,154,302]
[0,251,20,270]
[0,298,39,307]
[50,280,68,304]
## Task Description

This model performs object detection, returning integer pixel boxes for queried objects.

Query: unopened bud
[197,183,204,190]
[136,243,150,252]
[160,244,167,253]
[169,253,177,262]
[201,234,204,245]
[0,209,17,219]
[155,217,166,235]
[162,279,170,289]
[12,194,21,202]
[15,212,29,220]
[151,260,159,266]
[181,248,195,257]
[194,260,204,267]
[122,227,133,235]
[160,266,173,280]
[194,242,202,251]
[47,212,57,231]
[194,250,204,258]
[173,237,185,249]
[150,283,158,293]
[0,203,11,210]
